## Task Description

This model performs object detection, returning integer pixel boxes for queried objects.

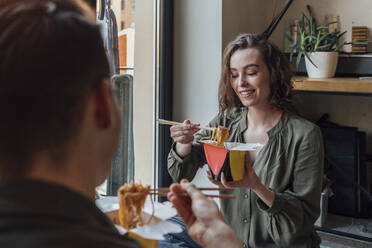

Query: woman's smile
[239,89,256,98]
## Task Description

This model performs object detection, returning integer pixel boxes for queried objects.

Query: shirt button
[243,243,248,248]
[242,218,248,223]
[244,193,249,199]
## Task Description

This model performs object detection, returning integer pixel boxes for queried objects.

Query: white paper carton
[96,196,183,240]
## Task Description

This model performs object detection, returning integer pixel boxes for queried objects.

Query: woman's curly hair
[219,33,294,118]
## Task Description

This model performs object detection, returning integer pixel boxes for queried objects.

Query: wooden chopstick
[150,187,233,192]
[157,119,214,131]
[150,192,235,199]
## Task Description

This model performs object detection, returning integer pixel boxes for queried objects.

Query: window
[131,1,135,13]
[97,0,158,196]
[121,0,125,11]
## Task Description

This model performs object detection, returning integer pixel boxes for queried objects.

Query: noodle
[211,126,229,147]
[117,183,154,229]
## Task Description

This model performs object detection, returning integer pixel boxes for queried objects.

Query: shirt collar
[238,107,248,134]
[237,107,288,139]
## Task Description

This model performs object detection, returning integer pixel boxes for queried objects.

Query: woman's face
[229,48,271,108]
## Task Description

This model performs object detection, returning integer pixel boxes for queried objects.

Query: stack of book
[352,26,368,53]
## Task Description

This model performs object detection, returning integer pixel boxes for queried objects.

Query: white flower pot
[305,52,339,78]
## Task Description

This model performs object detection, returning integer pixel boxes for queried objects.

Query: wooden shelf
[293,76,372,94]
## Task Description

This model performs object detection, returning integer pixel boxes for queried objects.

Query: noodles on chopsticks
[211,126,229,147]
[117,183,154,230]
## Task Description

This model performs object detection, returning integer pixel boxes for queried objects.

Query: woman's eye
[247,71,257,76]
[231,74,238,79]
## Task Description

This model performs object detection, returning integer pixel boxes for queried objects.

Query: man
[0,0,242,247]
[0,0,139,247]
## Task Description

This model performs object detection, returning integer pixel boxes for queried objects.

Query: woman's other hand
[207,161,275,207]
[207,161,260,189]
[170,120,200,157]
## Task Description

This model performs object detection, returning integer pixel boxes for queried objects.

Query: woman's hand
[207,161,260,189]
[207,161,275,208]
[170,120,200,157]
[170,120,200,144]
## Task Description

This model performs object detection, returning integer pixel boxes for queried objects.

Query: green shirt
[168,108,324,248]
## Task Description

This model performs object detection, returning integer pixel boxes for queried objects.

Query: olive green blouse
[167,108,324,248]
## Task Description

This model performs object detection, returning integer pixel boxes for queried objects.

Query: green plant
[287,13,350,68]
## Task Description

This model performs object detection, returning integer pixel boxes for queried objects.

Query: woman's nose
[238,74,248,87]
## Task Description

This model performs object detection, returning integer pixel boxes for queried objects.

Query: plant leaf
[337,30,347,39]
[304,52,317,68]
[296,51,303,69]
[334,41,351,51]
[317,21,338,30]
[289,47,296,62]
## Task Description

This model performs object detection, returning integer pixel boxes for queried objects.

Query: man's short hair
[0,0,110,175]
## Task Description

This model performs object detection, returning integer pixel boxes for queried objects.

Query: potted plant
[287,13,349,78]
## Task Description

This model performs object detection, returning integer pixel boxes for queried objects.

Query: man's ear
[93,79,112,129]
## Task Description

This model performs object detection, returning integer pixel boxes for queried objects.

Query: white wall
[222,0,268,49]
[133,0,154,186]
[173,0,222,126]
[173,0,224,190]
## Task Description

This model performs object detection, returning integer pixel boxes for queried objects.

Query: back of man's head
[0,0,110,176]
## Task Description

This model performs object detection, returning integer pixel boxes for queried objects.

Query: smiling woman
[219,33,294,119]
[167,33,324,248]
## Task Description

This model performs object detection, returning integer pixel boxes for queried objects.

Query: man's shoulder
[63,230,142,248]
[0,226,141,248]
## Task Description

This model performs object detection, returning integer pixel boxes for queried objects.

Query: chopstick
[150,192,235,199]
[151,187,233,192]
[157,119,214,131]
[150,187,235,199]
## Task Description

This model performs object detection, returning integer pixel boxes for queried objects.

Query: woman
[167,34,324,248]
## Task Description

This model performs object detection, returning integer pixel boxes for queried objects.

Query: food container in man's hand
[96,196,182,248]
[199,140,263,182]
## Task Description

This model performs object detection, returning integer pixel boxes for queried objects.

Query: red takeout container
[198,140,261,182]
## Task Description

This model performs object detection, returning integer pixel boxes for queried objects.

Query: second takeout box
[96,196,182,248]
[198,141,263,182]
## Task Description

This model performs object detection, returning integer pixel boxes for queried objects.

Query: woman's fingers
[221,173,239,188]
[172,135,194,144]
[170,120,200,144]
[170,125,200,134]
[171,129,196,138]
[206,171,224,187]
[170,119,199,131]
[220,172,231,188]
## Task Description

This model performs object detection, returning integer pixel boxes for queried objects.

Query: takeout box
[96,197,182,248]
[199,140,263,182]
